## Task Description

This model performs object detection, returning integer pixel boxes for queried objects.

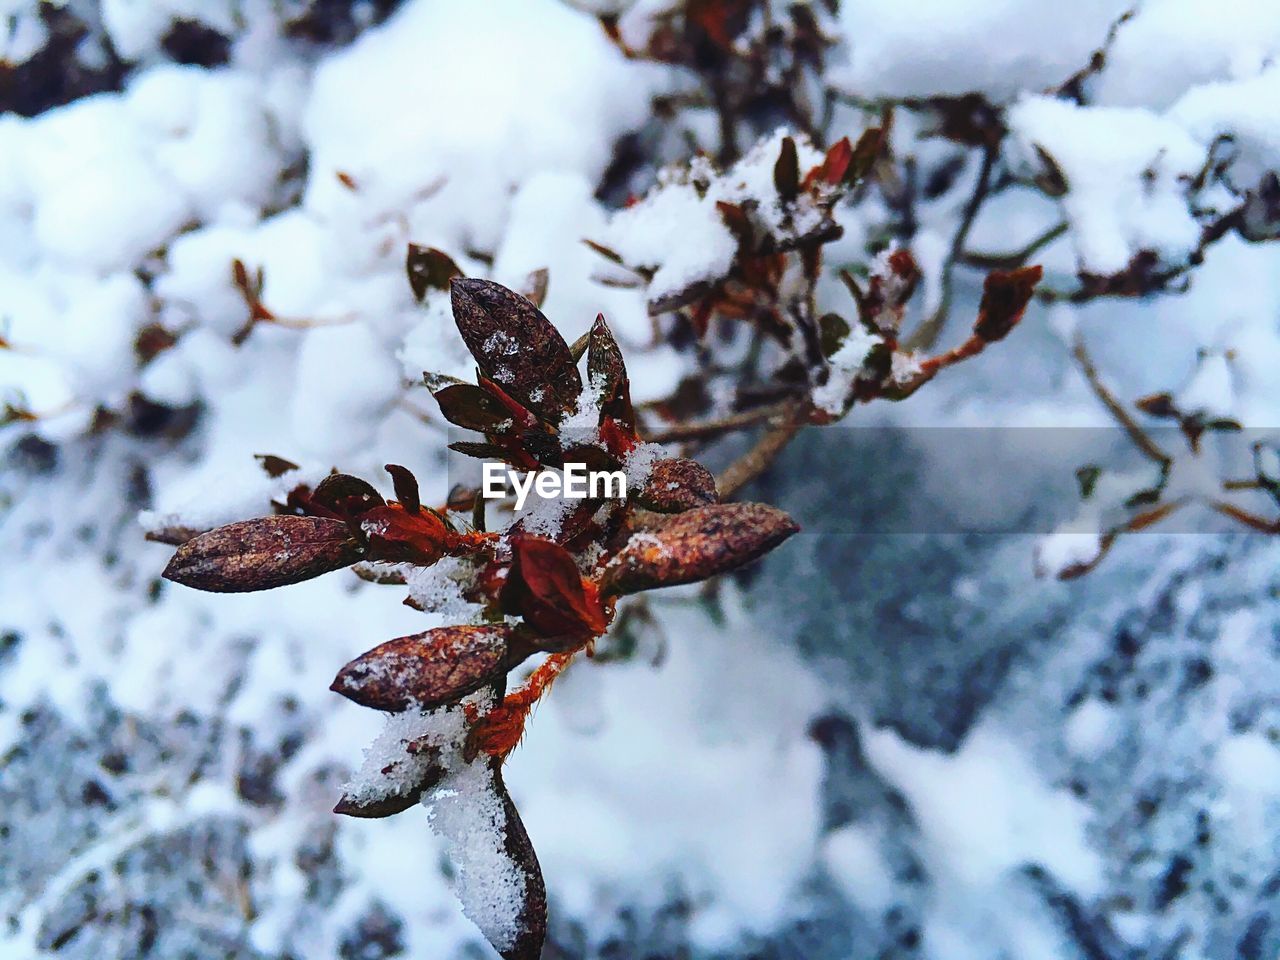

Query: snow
[6,1,1280,958]
[601,130,827,303]
[830,0,1131,102]
[1007,96,1205,275]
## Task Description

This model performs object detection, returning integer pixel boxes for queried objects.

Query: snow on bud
[635,457,719,512]
[162,515,363,593]
[331,626,514,712]
[602,502,798,595]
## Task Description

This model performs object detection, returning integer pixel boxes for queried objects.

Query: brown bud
[492,768,547,960]
[163,516,363,593]
[973,265,1042,343]
[331,625,514,712]
[585,315,633,429]
[635,458,718,512]
[450,278,582,421]
[602,502,798,595]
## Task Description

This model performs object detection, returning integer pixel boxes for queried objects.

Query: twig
[1072,333,1173,468]
[960,222,1068,270]
[905,141,998,351]
[715,401,805,499]
[643,399,795,443]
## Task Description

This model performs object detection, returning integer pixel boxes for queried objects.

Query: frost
[600,129,827,302]
[811,325,883,416]
[1007,96,1205,274]
[427,759,527,953]
[405,556,485,620]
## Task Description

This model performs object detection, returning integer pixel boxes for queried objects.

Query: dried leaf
[602,503,798,595]
[774,135,800,202]
[331,625,513,711]
[310,473,385,520]
[384,463,421,515]
[163,516,363,593]
[585,314,633,429]
[407,244,462,301]
[254,453,299,478]
[450,278,582,420]
[520,267,549,309]
[361,504,458,565]
[1135,392,1180,419]
[433,383,515,433]
[635,458,718,512]
[506,537,607,639]
[972,265,1043,343]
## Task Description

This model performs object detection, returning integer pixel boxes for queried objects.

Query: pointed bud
[450,278,581,420]
[163,516,363,593]
[331,626,514,712]
[635,458,718,512]
[602,503,798,595]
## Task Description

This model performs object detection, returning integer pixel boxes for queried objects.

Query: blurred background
[3,2,1280,958]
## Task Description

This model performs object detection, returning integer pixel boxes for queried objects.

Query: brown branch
[715,401,805,500]
[1072,333,1173,468]
[643,399,795,443]
[905,141,999,351]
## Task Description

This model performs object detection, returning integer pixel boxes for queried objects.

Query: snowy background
[3,1,1280,958]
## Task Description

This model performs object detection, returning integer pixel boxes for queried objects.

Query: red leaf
[506,537,607,640]
[361,504,460,565]
[973,265,1043,342]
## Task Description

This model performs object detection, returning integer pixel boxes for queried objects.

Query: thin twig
[905,141,998,351]
[643,399,794,443]
[1072,333,1172,468]
[715,401,805,499]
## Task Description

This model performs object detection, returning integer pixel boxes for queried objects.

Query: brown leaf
[602,503,798,595]
[310,473,385,520]
[1135,392,1180,419]
[585,314,633,430]
[407,244,462,301]
[490,767,547,960]
[432,382,517,433]
[774,135,800,203]
[331,625,514,712]
[450,278,582,421]
[384,463,421,515]
[635,458,718,512]
[972,265,1042,343]
[254,453,299,478]
[333,747,447,818]
[520,267,549,309]
[163,516,363,593]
